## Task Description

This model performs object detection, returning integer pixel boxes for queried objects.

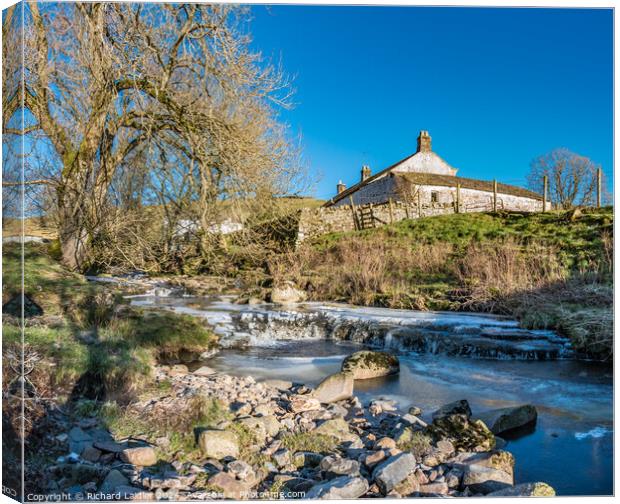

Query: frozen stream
[128,293,612,496]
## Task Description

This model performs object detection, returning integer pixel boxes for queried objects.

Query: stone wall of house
[297,188,549,244]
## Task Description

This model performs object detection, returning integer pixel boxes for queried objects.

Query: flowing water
[129,292,613,496]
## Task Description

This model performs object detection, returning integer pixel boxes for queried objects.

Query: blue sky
[248,6,613,200]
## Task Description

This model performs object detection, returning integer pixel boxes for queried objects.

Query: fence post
[349,196,358,230]
[597,168,602,208]
[493,179,497,212]
[388,198,394,224]
[456,183,461,214]
[542,175,548,212]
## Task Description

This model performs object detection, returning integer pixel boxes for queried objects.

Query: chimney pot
[337,180,347,194]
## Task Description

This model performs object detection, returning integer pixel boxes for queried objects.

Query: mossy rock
[426,414,495,453]
[341,351,400,380]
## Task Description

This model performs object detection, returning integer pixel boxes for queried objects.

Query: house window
[431,191,439,203]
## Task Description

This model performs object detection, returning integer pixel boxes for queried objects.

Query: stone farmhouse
[292,131,549,243]
[324,130,546,213]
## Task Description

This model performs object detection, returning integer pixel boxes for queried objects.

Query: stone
[408,406,423,416]
[140,470,196,490]
[261,378,293,391]
[305,476,369,499]
[476,405,538,435]
[449,450,515,478]
[237,415,280,441]
[363,450,386,468]
[68,427,93,454]
[462,464,513,494]
[227,460,255,481]
[100,469,129,494]
[120,446,157,467]
[341,351,400,380]
[488,482,556,497]
[419,481,449,495]
[393,473,420,495]
[432,400,472,420]
[314,417,357,443]
[168,364,189,376]
[374,437,396,450]
[319,455,361,478]
[436,439,455,455]
[270,281,307,304]
[193,366,216,376]
[253,403,274,416]
[426,414,495,452]
[69,464,100,485]
[81,446,101,462]
[372,453,417,494]
[272,449,291,468]
[208,471,254,500]
[293,451,323,468]
[198,430,239,459]
[288,395,321,413]
[312,372,354,404]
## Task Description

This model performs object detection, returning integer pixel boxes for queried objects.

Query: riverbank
[22,358,557,500]
[257,208,613,361]
[2,238,612,498]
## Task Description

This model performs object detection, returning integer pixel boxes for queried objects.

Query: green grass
[275,208,613,360]
[3,242,218,400]
[280,432,339,454]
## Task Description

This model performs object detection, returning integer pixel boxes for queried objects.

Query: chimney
[361,165,371,182]
[337,180,346,194]
[417,130,432,153]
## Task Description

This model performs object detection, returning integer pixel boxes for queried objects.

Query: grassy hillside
[268,208,613,360]
[2,242,217,402]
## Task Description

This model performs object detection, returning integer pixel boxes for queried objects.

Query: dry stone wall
[297,189,549,244]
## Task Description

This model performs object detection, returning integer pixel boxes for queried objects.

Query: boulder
[100,469,130,494]
[270,282,307,304]
[319,455,361,478]
[305,476,369,499]
[476,405,537,435]
[488,482,556,497]
[237,415,280,441]
[426,414,495,452]
[193,366,216,377]
[312,372,354,404]
[288,395,321,413]
[198,430,239,459]
[120,446,158,467]
[449,450,515,478]
[462,464,513,494]
[314,417,357,444]
[419,481,449,495]
[261,379,293,391]
[341,351,400,380]
[293,451,323,468]
[432,399,472,420]
[372,452,417,494]
[208,471,254,500]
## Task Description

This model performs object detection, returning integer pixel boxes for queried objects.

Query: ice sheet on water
[574,426,612,440]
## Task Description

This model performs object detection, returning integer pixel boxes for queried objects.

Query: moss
[397,430,433,459]
[280,432,339,454]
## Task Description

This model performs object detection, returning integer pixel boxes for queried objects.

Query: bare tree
[527,148,606,209]
[3,3,304,270]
